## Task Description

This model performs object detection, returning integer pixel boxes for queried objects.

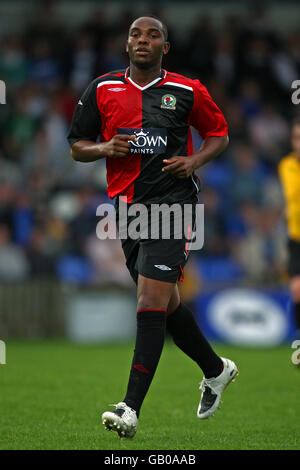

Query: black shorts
[115,197,198,284]
[287,238,300,277]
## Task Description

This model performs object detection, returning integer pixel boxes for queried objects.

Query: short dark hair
[130,15,168,41]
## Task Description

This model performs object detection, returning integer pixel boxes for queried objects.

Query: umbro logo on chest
[107,88,177,110]
[108,87,127,91]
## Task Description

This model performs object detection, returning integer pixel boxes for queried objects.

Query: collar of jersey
[125,67,167,91]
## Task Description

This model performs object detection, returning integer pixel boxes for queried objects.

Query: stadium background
[1,0,299,345]
[0,0,300,452]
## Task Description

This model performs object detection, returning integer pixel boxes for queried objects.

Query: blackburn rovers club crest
[161,94,176,110]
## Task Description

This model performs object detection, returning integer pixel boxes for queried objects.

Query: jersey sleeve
[67,79,102,146]
[189,79,228,139]
[278,158,297,201]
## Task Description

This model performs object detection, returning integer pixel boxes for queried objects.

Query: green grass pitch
[0,340,299,450]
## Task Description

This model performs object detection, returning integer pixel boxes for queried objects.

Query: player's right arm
[71,135,137,162]
[67,79,136,162]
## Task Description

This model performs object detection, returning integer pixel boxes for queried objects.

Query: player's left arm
[162,135,228,178]
[162,80,229,178]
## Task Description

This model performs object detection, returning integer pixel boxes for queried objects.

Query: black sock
[294,302,300,332]
[123,309,166,416]
[166,302,223,378]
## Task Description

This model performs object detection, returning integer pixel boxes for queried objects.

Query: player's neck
[129,63,162,86]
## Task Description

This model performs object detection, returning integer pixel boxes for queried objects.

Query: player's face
[291,124,300,157]
[126,18,169,69]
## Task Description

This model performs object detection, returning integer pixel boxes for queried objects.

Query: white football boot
[102,402,138,438]
[197,357,239,419]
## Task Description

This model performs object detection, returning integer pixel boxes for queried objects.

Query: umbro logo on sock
[134,364,149,374]
[154,265,172,271]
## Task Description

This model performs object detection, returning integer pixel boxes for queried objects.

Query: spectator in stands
[0,224,29,281]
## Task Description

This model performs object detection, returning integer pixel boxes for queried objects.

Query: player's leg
[166,284,239,419]
[122,274,174,413]
[102,274,174,438]
[166,284,223,378]
[290,275,300,337]
[287,239,300,338]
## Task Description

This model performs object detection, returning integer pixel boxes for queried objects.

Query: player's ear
[163,41,170,55]
[125,40,129,53]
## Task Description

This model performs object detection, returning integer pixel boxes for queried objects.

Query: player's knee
[290,277,300,302]
[137,292,167,311]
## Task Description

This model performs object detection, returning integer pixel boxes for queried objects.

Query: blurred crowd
[0,1,299,287]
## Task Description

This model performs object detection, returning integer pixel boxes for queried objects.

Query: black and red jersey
[67,67,228,204]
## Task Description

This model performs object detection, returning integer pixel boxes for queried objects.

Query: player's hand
[162,156,196,178]
[103,134,137,158]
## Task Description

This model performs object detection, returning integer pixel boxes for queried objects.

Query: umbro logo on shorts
[154,265,172,271]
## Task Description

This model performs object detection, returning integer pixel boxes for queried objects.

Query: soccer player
[278,116,300,340]
[68,16,238,439]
